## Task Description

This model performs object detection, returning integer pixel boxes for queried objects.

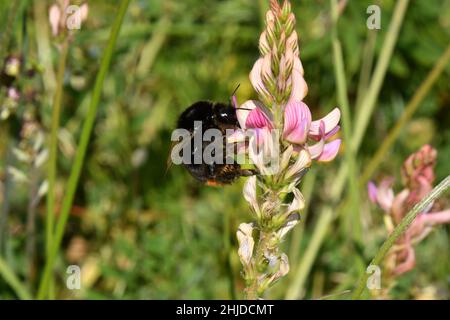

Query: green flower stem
[245,228,271,300]
[352,175,450,299]
[46,39,69,264]
[354,29,377,112]
[330,0,361,242]
[0,255,32,300]
[36,0,130,299]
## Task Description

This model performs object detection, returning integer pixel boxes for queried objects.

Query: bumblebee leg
[240,169,258,177]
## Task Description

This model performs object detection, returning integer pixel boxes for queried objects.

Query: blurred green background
[0,0,449,299]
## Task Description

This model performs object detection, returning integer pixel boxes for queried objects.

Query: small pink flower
[7,87,20,101]
[367,178,395,212]
[234,99,341,162]
[368,145,450,276]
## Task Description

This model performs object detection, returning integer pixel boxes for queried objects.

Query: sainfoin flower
[234,0,342,299]
[368,145,450,276]
[233,99,341,162]
[229,0,341,165]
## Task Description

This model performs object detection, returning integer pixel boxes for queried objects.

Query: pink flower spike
[283,101,312,145]
[367,181,378,204]
[315,139,341,162]
[309,108,341,138]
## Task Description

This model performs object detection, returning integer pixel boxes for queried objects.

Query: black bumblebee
[174,100,255,186]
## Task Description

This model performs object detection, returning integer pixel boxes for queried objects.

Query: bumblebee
[174,100,254,185]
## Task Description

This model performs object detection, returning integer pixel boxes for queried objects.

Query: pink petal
[227,129,246,143]
[49,5,61,36]
[80,3,89,22]
[421,209,450,226]
[232,95,238,109]
[391,189,409,222]
[324,125,340,140]
[283,101,312,145]
[315,139,341,162]
[367,182,378,204]
[287,57,308,104]
[377,178,395,213]
[307,121,325,158]
[248,127,271,146]
[393,246,416,276]
[308,139,324,159]
[250,58,272,100]
[245,106,273,130]
[235,100,258,129]
[309,108,341,138]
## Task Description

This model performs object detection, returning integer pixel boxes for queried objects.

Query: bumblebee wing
[165,130,196,175]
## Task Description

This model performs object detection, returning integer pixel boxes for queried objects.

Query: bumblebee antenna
[231,84,241,97]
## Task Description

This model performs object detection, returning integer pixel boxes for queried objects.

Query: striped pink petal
[287,57,308,104]
[367,181,378,204]
[315,139,341,162]
[245,106,273,130]
[309,108,341,138]
[250,58,272,100]
[283,101,312,145]
[236,100,258,129]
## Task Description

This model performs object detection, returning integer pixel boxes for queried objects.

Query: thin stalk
[0,139,12,254]
[352,175,450,299]
[351,0,409,152]
[0,256,32,299]
[330,0,361,242]
[26,166,39,287]
[36,0,131,299]
[354,29,377,112]
[46,39,69,264]
[45,39,69,300]
[360,44,450,184]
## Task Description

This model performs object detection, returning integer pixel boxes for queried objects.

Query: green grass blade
[0,256,32,300]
